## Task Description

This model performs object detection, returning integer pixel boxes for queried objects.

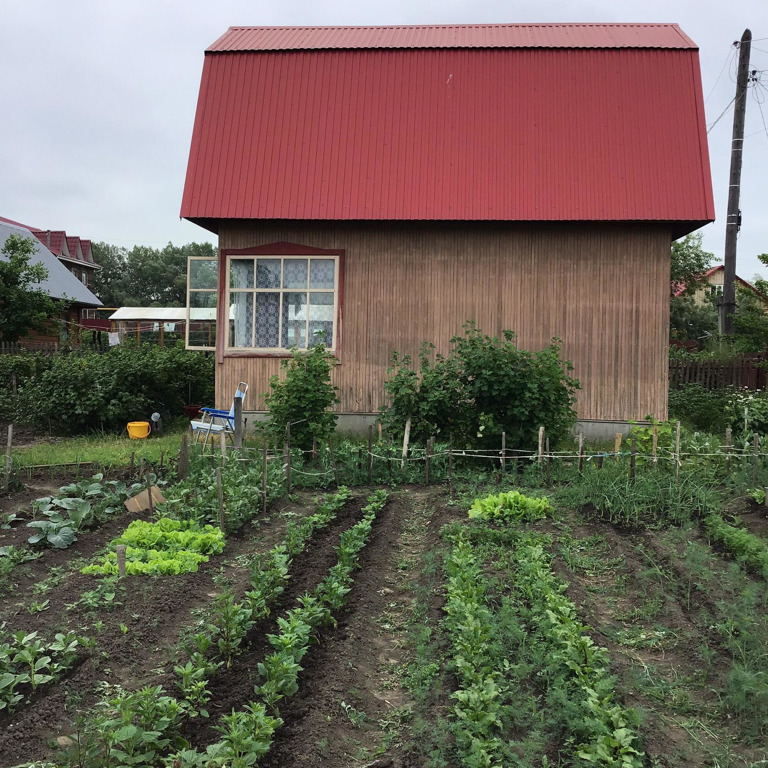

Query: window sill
[223,348,339,360]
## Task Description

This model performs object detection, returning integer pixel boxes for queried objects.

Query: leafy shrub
[468,490,550,522]
[263,344,339,450]
[5,344,213,434]
[667,384,730,434]
[724,388,768,436]
[381,323,579,451]
[82,518,225,576]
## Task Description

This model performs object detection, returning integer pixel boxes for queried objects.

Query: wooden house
[675,265,768,312]
[180,23,714,435]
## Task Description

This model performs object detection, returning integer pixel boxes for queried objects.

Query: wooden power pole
[720,29,752,335]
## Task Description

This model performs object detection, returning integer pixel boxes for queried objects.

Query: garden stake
[501,431,506,471]
[3,424,12,493]
[216,467,225,531]
[233,395,243,450]
[577,432,584,473]
[675,421,681,481]
[652,425,658,465]
[311,436,317,461]
[764,487,768,509]
[130,451,135,475]
[401,415,411,469]
[329,441,340,487]
[146,470,154,516]
[538,426,545,464]
[545,438,551,484]
[425,439,431,484]
[630,438,636,482]
[160,451,165,471]
[139,458,145,479]
[116,545,127,578]
[726,427,732,473]
[614,433,622,462]
[262,442,268,514]
[597,454,604,470]
[448,432,453,485]
[367,425,373,484]
[285,423,292,494]
[753,434,759,486]
[220,431,227,464]
[177,435,189,481]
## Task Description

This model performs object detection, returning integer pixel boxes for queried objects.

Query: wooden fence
[669,355,767,390]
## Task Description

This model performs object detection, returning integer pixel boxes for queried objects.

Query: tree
[0,235,62,343]
[92,241,216,307]
[670,233,715,298]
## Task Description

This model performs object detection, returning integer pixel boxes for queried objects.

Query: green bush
[4,344,213,434]
[668,384,730,434]
[381,323,579,451]
[263,344,339,450]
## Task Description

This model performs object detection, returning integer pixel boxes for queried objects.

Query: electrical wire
[705,44,738,103]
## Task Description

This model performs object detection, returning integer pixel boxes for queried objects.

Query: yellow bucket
[127,421,150,439]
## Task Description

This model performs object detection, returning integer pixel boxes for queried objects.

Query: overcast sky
[1,1,766,276]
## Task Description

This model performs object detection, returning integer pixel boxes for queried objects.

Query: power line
[705,44,737,103]
[707,94,737,133]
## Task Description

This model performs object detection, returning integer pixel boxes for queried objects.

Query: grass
[11,423,189,469]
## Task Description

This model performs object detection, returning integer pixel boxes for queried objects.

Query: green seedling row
[703,513,768,579]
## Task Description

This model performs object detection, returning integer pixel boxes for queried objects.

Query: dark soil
[0,492,311,767]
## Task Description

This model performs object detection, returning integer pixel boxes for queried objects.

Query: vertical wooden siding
[217,222,671,422]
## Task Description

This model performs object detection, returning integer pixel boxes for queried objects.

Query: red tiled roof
[181,24,714,229]
[66,236,82,261]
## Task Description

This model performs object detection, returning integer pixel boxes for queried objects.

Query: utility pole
[720,28,752,335]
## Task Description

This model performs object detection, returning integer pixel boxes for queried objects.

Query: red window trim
[217,242,345,363]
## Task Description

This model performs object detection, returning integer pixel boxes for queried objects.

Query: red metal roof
[209,23,697,51]
[181,25,714,228]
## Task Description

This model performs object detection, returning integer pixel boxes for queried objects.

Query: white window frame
[226,254,340,353]
[186,255,218,351]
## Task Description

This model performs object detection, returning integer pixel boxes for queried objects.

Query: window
[227,256,339,352]
[186,256,218,350]
[709,285,724,296]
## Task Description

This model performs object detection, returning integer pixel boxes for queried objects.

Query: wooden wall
[217,221,671,422]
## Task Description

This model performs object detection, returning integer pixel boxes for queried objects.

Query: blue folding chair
[190,382,248,451]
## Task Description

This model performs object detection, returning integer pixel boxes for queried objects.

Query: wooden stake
[577,432,584,473]
[545,438,551,485]
[328,441,339,487]
[220,431,227,464]
[725,427,732,473]
[652,425,659,465]
[752,434,759,486]
[448,432,453,485]
[130,451,135,475]
[538,426,545,464]
[145,470,154,516]
[675,421,681,480]
[614,433,622,462]
[401,416,411,469]
[233,396,243,450]
[425,439,431,484]
[116,545,127,578]
[139,457,145,479]
[630,438,636,482]
[3,424,13,493]
[597,454,604,470]
[284,423,291,494]
[216,466,225,531]
[262,441,268,514]
[311,436,317,462]
[764,487,768,508]
[367,425,373,484]
[501,432,506,471]
[378,422,382,442]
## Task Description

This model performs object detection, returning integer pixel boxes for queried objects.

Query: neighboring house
[674,265,768,311]
[180,23,714,434]
[0,216,100,291]
[0,219,102,345]
[108,307,219,347]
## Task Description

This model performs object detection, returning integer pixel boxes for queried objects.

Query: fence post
[425,439,431,484]
[614,433,622,462]
[367,425,373,485]
[3,424,13,493]
[675,421,681,480]
[725,427,732,473]
[538,427,545,465]
[146,470,154,516]
[545,438,551,485]
[311,436,317,462]
[216,466,225,531]
[233,396,243,450]
[178,434,189,481]
[284,424,292,494]
[328,441,339,487]
[116,545,127,578]
[262,441,268,514]
[501,432,506,472]
[220,431,227,464]
[448,432,453,485]
[577,432,584,473]
[752,434,759,486]
[401,416,411,469]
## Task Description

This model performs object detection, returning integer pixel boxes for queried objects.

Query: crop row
[703,513,768,579]
[171,489,389,766]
